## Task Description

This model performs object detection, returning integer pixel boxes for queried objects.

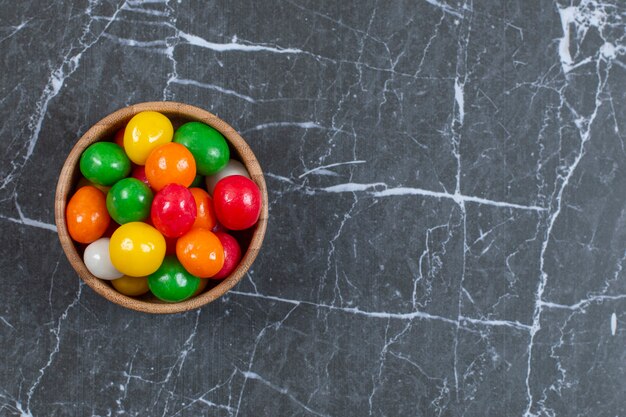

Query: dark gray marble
[1,0,625,415]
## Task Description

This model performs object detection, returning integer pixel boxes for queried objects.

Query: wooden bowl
[55,102,268,314]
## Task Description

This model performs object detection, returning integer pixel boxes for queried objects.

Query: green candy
[174,122,229,176]
[148,256,200,302]
[190,174,204,188]
[80,142,131,186]
[106,178,153,224]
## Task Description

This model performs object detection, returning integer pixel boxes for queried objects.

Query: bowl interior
[55,102,268,314]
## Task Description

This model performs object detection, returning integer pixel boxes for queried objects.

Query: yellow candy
[123,111,173,165]
[111,275,150,296]
[109,222,166,277]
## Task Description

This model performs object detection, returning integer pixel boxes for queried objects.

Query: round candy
[145,142,196,191]
[190,174,204,188]
[148,256,200,302]
[106,178,153,224]
[176,228,224,278]
[83,237,123,280]
[76,177,110,194]
[124,111,173,165]
[109,222,166,277]
[212,232,242,280]
[151,184,197,238]
[189,188,217,230]
[111,275,150,296]
[80,142,131,186]
[173,122,229,175]
[205,159,249,195]
[66,185,110,244]
[213,175,262,230]
[113,126,125,149]
[131,165,151,188]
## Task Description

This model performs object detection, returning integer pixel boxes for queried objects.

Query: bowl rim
[55,101,268,314]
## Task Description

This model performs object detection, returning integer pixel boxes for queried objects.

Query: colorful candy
[109,222,166,277]
[205,159,249,195]
[212,232,242,279]
[106,178,153,224]
[189,188,217,230]
[145,142,196,191]
[80,142,131,186]
[68,111,262,302]
[124,111,173,165]
[66,185,110,244]
[111,275,150,296]
[148,256,200,302]
[173,122,229,175]
[176,228,224,278]
[213,175,261,230]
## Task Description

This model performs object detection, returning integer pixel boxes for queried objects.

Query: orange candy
[66,186,110,244]
[189,188,217,230]
[176,228,224,278]
[145,142,196,191]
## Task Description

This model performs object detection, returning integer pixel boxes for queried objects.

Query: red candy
[151,183,197,238]
[213,175,261,230]
[212,232,242,279]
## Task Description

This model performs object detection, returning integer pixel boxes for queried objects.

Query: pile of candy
[66,111,261,303]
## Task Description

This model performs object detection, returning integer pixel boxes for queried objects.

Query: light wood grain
[55,102,268,314]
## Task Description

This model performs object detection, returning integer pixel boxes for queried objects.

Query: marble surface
[1,0,625,415]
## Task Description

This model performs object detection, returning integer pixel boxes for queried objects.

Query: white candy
[205,159,250,195]
[83,238,123,280]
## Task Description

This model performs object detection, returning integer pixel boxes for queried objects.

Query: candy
[176,228,224,278]
[66,185,110,244]
[83,238,123,280]
[124,111,173,165]
[111,275,150,296]
[80,142,131,186]
[173,122,229,175]
[109,222,166,277]
[106,178,153,224]
[148,256,200,302]
[145,142,196,191]
[213,175,261,230]
[205,159,249,195]
[66,111,260,303]
[189,187,217,230]
[151,184,197,238]
[131,165,151,188]
[212,232,242,280]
